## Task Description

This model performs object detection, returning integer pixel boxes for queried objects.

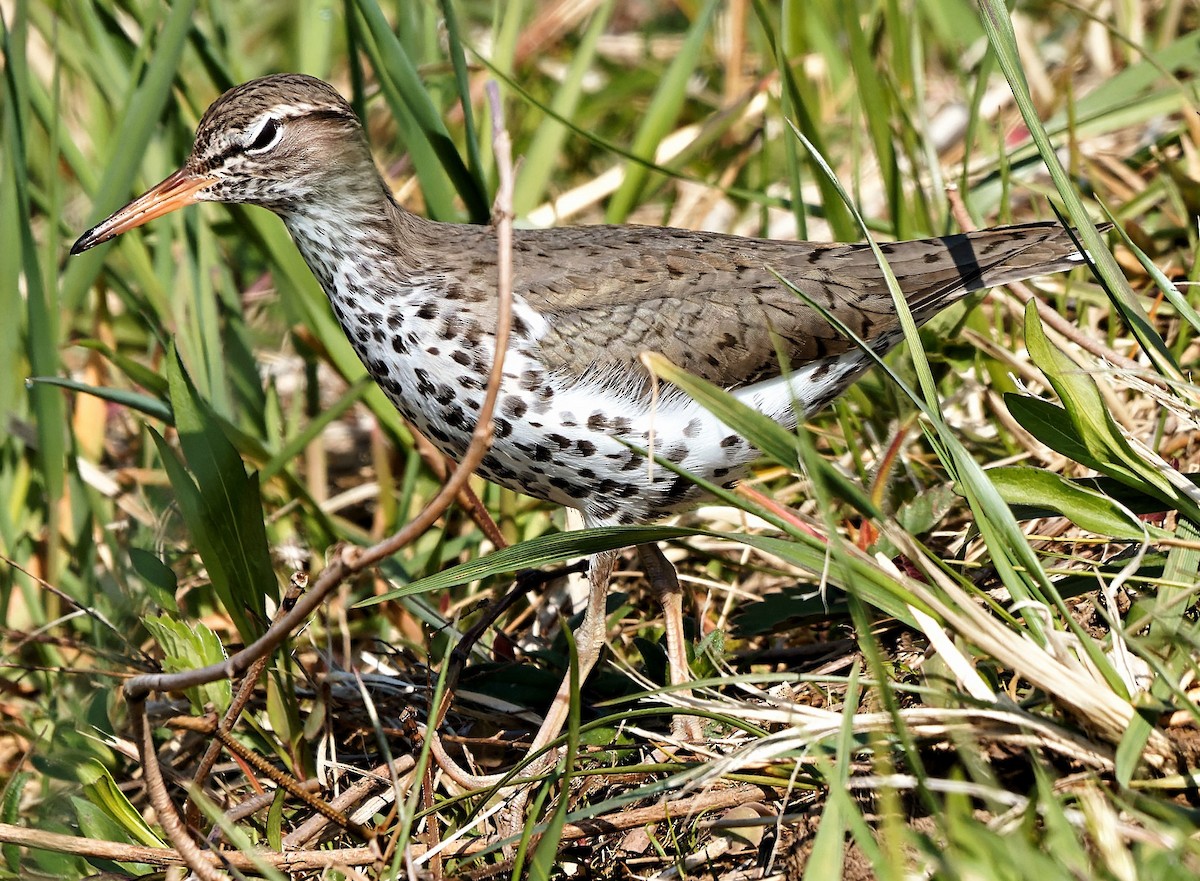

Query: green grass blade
[26,377,172,424]
[513,1,613,216]
[977,0,1181,383]
[1024,301,1200,521]
[605,0,720,222]
[3,5,67,569]
[985,466,1159,541]
[60,0,195,314]
[437,0,485,189]
[350,0,489,221]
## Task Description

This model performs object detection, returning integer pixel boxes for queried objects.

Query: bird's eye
[245,117,281,153]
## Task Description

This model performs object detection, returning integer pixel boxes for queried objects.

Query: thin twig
[124,86,517,877]
[281,757,416,849]
[0,821,377,870]
[169,714,373,841]
[425,80,524,797]
[185,573,307,829]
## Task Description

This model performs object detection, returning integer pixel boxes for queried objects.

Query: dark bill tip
[68,168,216,257]
[70,224,108,255]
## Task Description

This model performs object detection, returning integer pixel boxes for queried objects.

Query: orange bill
[70,169,217,254]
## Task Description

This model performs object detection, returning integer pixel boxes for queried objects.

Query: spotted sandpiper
[73,73,1096,762]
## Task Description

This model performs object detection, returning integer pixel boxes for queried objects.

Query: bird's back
[467,221,1090,393]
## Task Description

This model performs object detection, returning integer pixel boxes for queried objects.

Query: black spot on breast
[416,303,437,320]
[575,440,596,456]
[549,476,590,498]
[590,499,619,519]
[504,397,528,418]
[664,474,692,502]
[665,443,689,463]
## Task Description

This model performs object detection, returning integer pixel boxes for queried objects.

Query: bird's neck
[276,172,442,304]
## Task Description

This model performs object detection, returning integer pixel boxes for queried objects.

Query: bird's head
[72,73,374,254]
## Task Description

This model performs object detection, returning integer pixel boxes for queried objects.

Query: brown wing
[511,222,1086,390]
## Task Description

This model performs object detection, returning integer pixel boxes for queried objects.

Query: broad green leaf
[1004,394,1093,466]
[77,759,166,848]
[153,349,278,640]
[143,614,233,713]
[72,338,170,395]
[1024,301,1200,522]
[128,547,179,613]
[986,465,1157,540]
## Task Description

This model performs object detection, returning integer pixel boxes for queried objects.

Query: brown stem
[184,574,307,829]
[123,84,517,872]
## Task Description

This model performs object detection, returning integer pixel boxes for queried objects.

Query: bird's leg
[524,547,617,758]
[428,551,616,794]
[636,543,704,742]
[486,548,617,842]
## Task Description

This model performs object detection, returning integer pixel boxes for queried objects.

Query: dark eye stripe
[303,108,356,125]
[199,105,356,171]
